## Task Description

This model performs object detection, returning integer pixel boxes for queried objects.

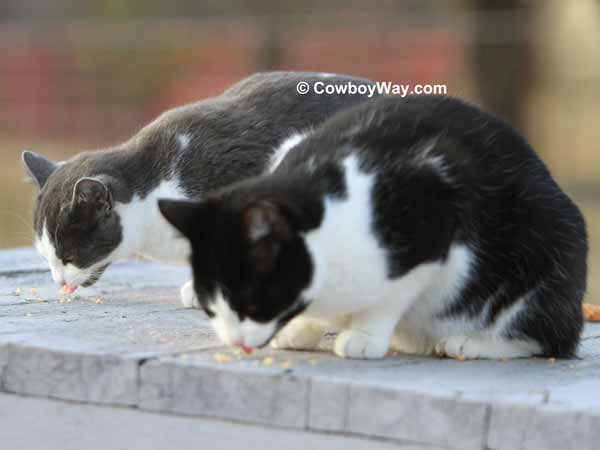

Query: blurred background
[0,0,598,302]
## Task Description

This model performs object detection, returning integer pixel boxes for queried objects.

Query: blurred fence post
[256,18,284,71]
[472,0,532,132]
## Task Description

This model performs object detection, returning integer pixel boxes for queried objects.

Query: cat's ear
[243,201,292,274]
[72,178,113,219]
[158,199,204,240]
[244,201,291,243]
[22,150,58,188]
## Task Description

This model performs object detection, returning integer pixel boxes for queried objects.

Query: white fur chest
[116,179,191,264]
[301,156,391,317]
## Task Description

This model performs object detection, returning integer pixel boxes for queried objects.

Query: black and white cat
[160,95,588,360]
[22,71,376,306]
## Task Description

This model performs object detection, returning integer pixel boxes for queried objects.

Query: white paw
[271,319,323,351]
[334,330,389,359]
[180,280,199,309]
[435,336,477,359]
[436,335,539,360]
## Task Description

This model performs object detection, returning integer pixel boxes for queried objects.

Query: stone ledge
[488,403,600,450]
[0,392,413,450]
[1,248,599,450]
[2,344,139,405]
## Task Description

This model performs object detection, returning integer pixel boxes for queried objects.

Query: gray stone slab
[347,384,489,450]
[0,392,410,450]
[487,402,537,450]
[134,324,600,447]
[581,322,600,339]
[139,357,309,428]
[0,266,217,356]
[0,258,191,297]
[488,403,600,450]
[0,253,217,406]
[2,344,139,405]
[0,247,47,275]
[309,377,351,432]
[0,344,8,390]
[1,247,600,449]
[137,348,489,447]
[0,289,218,354]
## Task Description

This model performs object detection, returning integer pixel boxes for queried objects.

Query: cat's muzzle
[81,264,110,287]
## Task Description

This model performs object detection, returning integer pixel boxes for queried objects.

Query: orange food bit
[262,357,275,366]
[241,345,253,355]
[583,303,600,322]
[60,285,77,295]
[213,353,232,364]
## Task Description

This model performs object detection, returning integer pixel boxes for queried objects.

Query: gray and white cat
[22,71,376,306]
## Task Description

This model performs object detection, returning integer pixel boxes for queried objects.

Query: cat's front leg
[435,335,540,360]
[180,280,199,309]
[334,308,400,359]
[271,316,325,351]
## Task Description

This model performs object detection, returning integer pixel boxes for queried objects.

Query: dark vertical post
[472,0,532,130]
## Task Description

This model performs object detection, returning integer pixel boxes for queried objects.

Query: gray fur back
[28,72,377,276]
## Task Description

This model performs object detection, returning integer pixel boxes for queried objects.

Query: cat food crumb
[29,288,38,295]
[454,355,466,362]
[239,345,253,355]
[15,288,21,295]
[262,357,275,366]
[583,303,600,322]
[213,353,232,364]
[59,285,77,295]
[95,298,102,305]
[548,357,556,363]
[308,359,319,366]
[281,360,294,370]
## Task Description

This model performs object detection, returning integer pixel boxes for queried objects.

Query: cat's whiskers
[0,210,35,245]
[0,210,34,233]
[8,231,36,240]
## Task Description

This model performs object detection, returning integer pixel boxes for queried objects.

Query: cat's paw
[271,319,323,351]
[435,336,478,360]
[334,330,389,359]
[435,335,539,360]
[180,280,199,309]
